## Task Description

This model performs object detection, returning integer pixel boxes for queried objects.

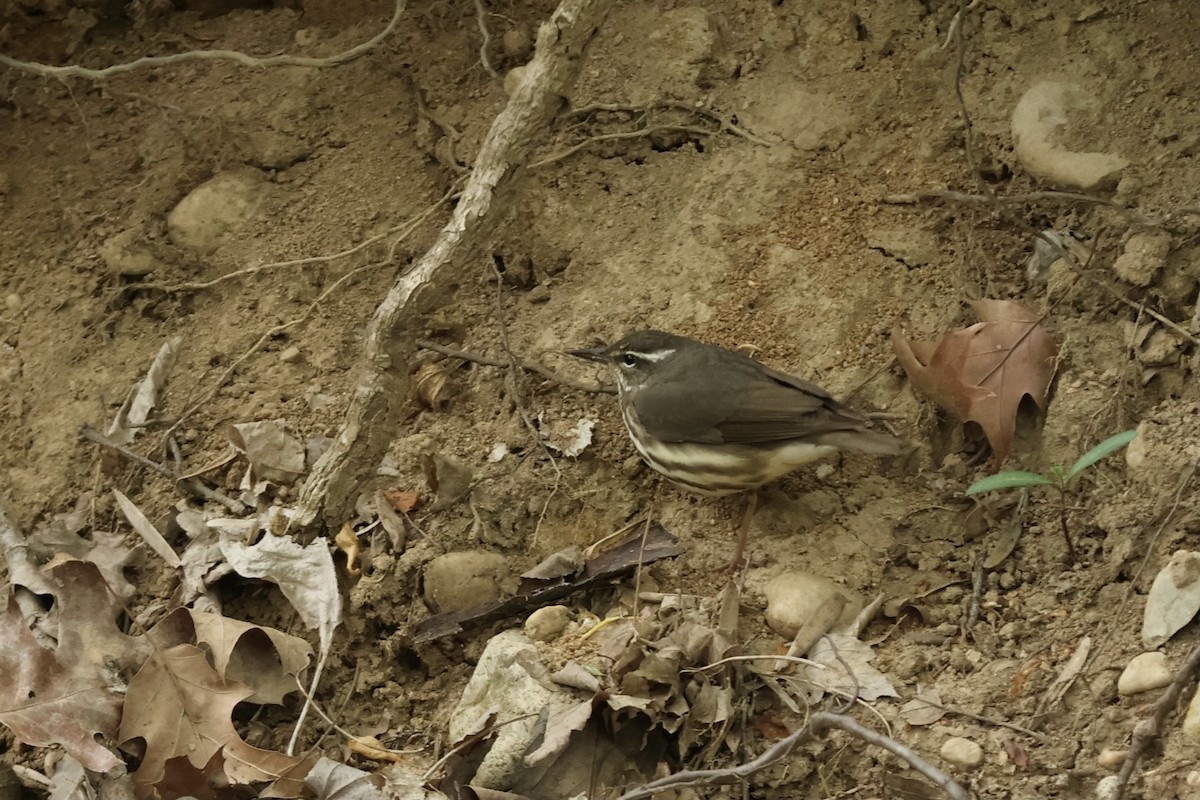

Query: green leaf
[1065,429,1139,481]
[966,471,1055,495]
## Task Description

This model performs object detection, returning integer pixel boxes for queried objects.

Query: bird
[570,329,907,566]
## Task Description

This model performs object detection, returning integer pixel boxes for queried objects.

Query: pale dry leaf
[306,757,387,800]
[802,634,897,702]
[1142,550,1200,648]
[217,530,342,653]
[524,698,595,766]
[189,610,313,706]
[227,420,306,485]
[105,336,182,446]
[112,489,180,568]
[899,687,946,726]
[893,299,1058,462]
[118,643,312,793]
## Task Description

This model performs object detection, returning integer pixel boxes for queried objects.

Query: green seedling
[965,429,1138,561]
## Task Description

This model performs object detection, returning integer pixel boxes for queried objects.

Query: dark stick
[78,425,246,514]
[415,339,615,394]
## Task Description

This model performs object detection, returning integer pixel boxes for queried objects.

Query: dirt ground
[2,0,1199,797]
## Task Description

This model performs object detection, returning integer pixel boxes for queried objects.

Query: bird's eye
[621,353,639,367]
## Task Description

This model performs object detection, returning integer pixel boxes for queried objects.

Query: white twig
[473,0,500,78]
[0,0,406,80]
[293,0,612,528]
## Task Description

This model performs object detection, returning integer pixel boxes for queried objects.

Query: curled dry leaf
[1142,550,1200,648]
[893,299,1058,463]
[411,362,453,410]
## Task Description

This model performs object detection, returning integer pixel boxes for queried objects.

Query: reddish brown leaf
[383,488,421,513]
[1001,738,1030,770]
[893,299,1058,463]
[752,713,791,741]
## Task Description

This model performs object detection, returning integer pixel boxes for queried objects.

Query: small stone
[1182,677,1200,740]
[423,550,507,613]
[621,455,644,480]
[1097,748,1126,770]
[167,171,265,254]
[4,293,20,311]
[525,284,551,304]
[1112,230,1171,287]
[294,28,319,47]
[763,571,862,639]
[279,345,302,363]
[501,27,531,58]
[1011,81,1128,190]
[503,65,528,97]
[939,736,983,769]
[99,229,166,277]
[371,554,395,574]
[1117,651,1172,696]
[999,571,1017,589]
[524,605,571,642]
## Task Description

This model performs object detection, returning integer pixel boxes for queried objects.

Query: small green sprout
[965,429,1138,561]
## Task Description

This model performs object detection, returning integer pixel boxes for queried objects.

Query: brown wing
[630,350,868,445]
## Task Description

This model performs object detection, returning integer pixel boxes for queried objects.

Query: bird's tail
[817,428,911,456]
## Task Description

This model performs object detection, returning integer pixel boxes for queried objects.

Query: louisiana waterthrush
[571,330,907,563]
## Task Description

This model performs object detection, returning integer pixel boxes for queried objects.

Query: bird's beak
[567,344,609,363]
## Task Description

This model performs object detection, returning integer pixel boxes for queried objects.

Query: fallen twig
[1113,641,1200,800]
[473,0,500,78]
[0,0,407,79]
[293,0,613,528]
[78,424,245,514]
[416,339,614,394]
[614,710,969,800]
[565,100,772,146]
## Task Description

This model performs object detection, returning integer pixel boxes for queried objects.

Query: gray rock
[99,229,167,277]
[524,605,572,641]
[1011,81,1128,190]
[1112,230,1171,287]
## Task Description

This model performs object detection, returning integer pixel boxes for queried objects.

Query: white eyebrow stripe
[625,348,675,363]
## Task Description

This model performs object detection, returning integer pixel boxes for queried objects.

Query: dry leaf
[118,643,312,794]
[382,488,420,514]
[0,560,147,772]
[411,362,452,410]
[1142,551,1200,647]
[105,336,182,447]
[899,688,946,726]
[1002,738,1030,771]
[227,420,306,485]
[113,489,180,568]
[188,611,313,706]
[893,299,1058,462]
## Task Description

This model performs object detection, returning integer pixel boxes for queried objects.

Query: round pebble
[763,571,860,639]
[279,345,302,363]
[1096,775,1120,800]
[939,736,983,769]
[1097,748,1126,770]
[524,605,571,642]
[1117,651,1172,696]
[423,550,507,613]
[4,293,20,311]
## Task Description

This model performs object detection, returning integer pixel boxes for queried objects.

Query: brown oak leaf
[118,643,312,796]
[893,299,1058,463]
[0,559,147,771]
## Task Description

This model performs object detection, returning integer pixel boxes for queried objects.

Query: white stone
[763,571,861,639]
[1117,651,1172,696]
[1112,230,1171,287]
[939,736,983,769]
[1097,748,1126,770]
[1096,775,1120,800]
[1011,81,1128,190]
[448,630,552,789]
